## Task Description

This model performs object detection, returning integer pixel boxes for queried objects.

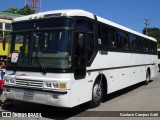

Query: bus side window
[123,33,129,50]
[87,33,94,62]
[135,37,139,51]
[158,50,160,59]
[100,25,110,47]
[116,30,124,49]
[75,32,85,67]
[76,19,94,64]
[154,42,157,54]
[110,29,114,48]
[143,39,147,52]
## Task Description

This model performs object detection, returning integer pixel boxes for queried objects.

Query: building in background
[0,12,22,61]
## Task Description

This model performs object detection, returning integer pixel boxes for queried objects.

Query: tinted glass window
[9,30,72,69]
[116,30,129,50]
[76,19,95,63]
[116,31,123,49]
[100,26,110,47]
[147,40,151,53]
[135,37,139,51]
[139,38,144,52]
[0,23,2,29]
[33,30,71,53]
[150,41,154,53]
[110,29,116,48]
[0,34,2,42]
[143,39,147,52]
[129,35,136,50]
[12,18,73,31]
[154,42,157,54]
[5,23,11,30]
[87,33,94,61]
[76,20,93,32]
[123,33,129,50]
[158,51,160,59]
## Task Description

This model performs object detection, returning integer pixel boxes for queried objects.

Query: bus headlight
[5,79,9,84]
[44,82,67,89]
[5,78,15,84]
[52,83,58,88]
[10,79,15,84]
[46,83,52,88]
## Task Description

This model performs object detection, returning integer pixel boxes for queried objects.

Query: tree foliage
[2,5,35,15]
[143,28,160,48]
[18,5,35,15]
[3,7,19,14]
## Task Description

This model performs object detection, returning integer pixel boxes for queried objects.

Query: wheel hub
[93,84,102,102]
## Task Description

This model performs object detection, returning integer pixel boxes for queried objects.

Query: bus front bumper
[4,85,72,108]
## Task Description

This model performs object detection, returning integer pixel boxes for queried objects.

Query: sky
[0,0,160,33]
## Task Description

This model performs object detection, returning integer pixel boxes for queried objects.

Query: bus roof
[13,9,156,42]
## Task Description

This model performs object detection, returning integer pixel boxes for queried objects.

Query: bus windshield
[7,30,72,70]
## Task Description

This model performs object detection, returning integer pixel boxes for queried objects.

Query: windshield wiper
[37,51,46,75]
[36,40,46,75]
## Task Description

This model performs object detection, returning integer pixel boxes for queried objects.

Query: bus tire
[144,70,150,85]
[88,80,103,108]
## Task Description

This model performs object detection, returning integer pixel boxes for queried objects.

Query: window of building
[5,23,11,30]
[0,22,2,30]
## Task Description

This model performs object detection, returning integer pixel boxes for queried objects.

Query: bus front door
[74,31,86,79]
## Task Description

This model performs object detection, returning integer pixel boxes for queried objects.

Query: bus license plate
[23,91,34,98]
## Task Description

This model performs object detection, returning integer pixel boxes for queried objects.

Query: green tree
[3,7,19,14]
[18,5,35,15]
[2,5,35,15]
[143,28,160,48]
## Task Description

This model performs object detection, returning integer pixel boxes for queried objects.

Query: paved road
[0,73,160,120]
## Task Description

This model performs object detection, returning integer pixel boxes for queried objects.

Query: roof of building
[0,11,22,20]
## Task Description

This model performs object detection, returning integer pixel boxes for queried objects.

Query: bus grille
[15,79,43,88]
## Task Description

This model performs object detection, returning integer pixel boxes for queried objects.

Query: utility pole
[145,19,149,35]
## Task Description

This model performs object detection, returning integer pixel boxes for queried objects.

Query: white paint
[5,9,158,108]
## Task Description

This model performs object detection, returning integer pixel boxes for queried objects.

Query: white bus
[4,9,158,108]
[158,49,160,70]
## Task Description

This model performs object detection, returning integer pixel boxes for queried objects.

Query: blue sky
[0,0,160,33]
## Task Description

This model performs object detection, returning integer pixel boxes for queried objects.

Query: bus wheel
[144,70,150,85]
[88,80,103,108]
